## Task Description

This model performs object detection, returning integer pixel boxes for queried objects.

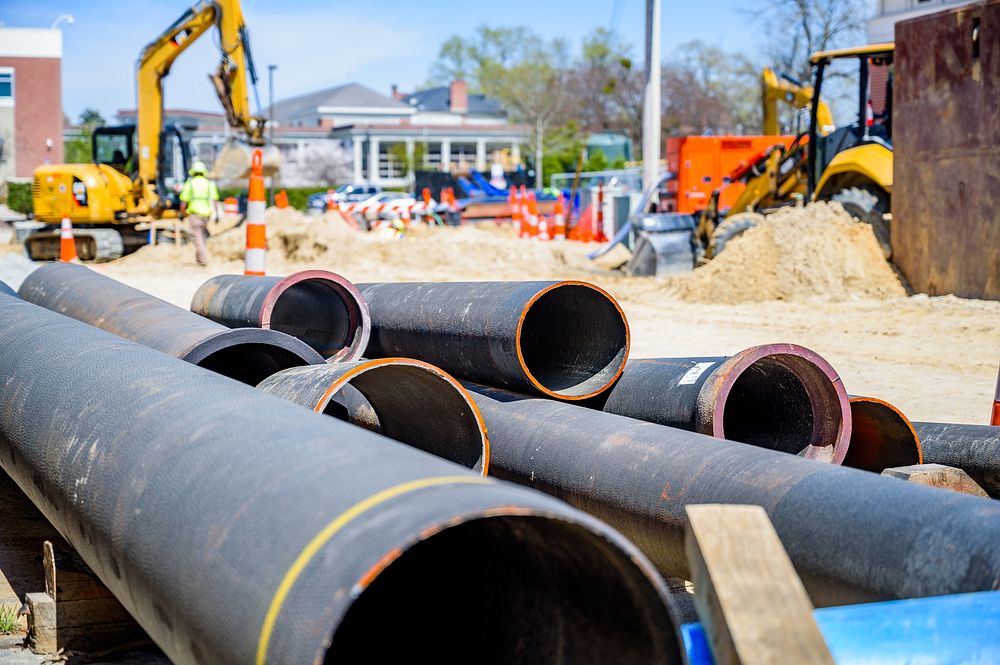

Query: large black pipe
[257,358,489,474]
[843,396,922,472]
[465,383,1000,606]
[0,293,681,665]
[357,281,630,400]
[191,271,370,362]
[17,262,324,385]
[914,422,1000,498]
[596,345,852,462]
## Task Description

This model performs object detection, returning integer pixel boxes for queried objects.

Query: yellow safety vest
[180,175,220,218]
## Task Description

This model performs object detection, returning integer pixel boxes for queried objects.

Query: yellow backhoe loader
[29,0,268,260]
[696,44,895,259]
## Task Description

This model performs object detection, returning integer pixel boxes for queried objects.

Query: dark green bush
[6,182,32,215]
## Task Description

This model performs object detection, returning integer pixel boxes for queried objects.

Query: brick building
[0,27,63,180]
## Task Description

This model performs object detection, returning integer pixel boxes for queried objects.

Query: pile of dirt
[666,202,906,303]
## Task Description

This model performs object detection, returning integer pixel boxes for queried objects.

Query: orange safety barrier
[244,149,267,276]
[275,190,289,209]
[223,197,239,215]
[59,217,77,263]
[327,188,336,212]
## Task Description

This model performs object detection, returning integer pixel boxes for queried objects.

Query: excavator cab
[92,124,191,209]
[808,44,895,255]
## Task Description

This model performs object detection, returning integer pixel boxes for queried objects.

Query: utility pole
[642,0,661,192]
[268,64,277,204]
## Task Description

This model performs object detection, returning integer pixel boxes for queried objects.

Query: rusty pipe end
[260,269,371,362]
[701,343,852,463]
[323,509,682,664]
[844,396,922,472]
[515,281,630,401]
[259,358,489,474]
[180,327,324,386]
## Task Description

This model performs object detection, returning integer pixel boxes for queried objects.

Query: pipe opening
[720,353,844,460]
[326,515,678,664]
[518,284,628,399]
[268,277,367,361]
[196,343,315,386]
[843,399,921,472]
[322,363,488,473]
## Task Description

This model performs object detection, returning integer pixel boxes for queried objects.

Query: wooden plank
[882,463,989,497]
[685,504,835,665]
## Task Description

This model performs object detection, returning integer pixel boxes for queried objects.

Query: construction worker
[178,161,219,266]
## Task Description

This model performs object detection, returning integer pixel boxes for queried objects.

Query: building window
[0,70,13,102]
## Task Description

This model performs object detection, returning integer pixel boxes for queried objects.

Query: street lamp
[51,14,74,29]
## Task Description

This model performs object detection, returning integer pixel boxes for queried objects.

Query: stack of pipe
[0,291,681,665]
[12,264,1000,660]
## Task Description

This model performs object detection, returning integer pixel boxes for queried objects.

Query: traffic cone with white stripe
[59,216,78,262]
[510,188,524,237]
[526,192,539,238]
[553,194,566,240]
[244,149,266,276]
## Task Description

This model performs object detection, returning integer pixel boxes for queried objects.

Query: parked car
[306,184,382,214]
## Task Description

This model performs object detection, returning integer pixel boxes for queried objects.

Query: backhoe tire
[709,212,765,258]
[830,186,891,259]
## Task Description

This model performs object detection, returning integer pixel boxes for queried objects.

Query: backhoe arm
[761,68,834,136]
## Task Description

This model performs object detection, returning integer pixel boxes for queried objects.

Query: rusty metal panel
[893,0,1000,300]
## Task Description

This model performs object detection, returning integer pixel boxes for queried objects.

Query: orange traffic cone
[553,195,566,240]
[244,149,266,276]
[59,217,77,262]
[326,188,336,212]
[510,188,523,237]
[525,192,539,238]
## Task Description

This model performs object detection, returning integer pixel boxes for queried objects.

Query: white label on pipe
[678,362,715,386]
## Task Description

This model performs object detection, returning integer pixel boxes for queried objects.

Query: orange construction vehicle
[663,135,796,214]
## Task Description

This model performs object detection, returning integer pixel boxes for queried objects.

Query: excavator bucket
[211,138,281,182]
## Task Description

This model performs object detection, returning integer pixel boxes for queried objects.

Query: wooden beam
[685,504,835,665]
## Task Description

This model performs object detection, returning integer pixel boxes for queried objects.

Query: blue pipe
[682,591,1000,665]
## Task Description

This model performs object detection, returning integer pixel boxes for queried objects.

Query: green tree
[64,108,107,163]
[428,25,540,95]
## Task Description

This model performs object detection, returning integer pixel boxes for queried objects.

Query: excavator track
[24,227,125,262]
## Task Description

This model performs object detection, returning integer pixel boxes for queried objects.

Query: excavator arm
[761,67,834,136]
[134,0,265,212]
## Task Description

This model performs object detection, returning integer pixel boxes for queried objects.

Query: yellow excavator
[696,44,895,259]
[29,0,268,260]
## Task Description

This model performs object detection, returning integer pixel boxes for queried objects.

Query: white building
[868,0,976,42]
[271,79,527,188]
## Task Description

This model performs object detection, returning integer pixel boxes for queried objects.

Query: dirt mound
[667,202,906,303]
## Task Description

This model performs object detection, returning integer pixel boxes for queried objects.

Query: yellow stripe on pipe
[255,475,490,665]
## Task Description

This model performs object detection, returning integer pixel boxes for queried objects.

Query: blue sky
[3,0,811,120]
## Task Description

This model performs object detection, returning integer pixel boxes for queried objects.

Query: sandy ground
[54,207,995,426]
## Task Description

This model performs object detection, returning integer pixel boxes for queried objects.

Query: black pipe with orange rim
[464,382,1000,606]
[191,270,370,362]
[594,344,852,463]
[357,281,630,401]
[258,358,489,474]
[18,262,323,386]
[913,421,1000,498]
[842,396,922,472]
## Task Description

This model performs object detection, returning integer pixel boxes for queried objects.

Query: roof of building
[403,87,505,117]
[269,82,411,119]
